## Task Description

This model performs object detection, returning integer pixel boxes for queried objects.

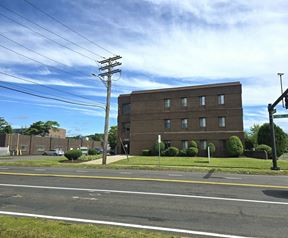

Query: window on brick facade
[164,98,171,109]
[199,117,206,128]
[164,119,171,129]
[181,118,188,129]
[218,94,225,105]
[122,122,130,132]
[181,140,189,150]
[199,96,206,106]
[181,97,187,107]
[200,140,207,150]
[218,116,226,128]
[122,103,130,114]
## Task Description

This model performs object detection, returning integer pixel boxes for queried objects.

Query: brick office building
[118,82,244,157]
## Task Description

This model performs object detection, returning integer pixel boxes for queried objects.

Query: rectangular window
[200,140,207,150]
[181,140,189,150]
[164,119,171,129]
[181,97,187,107]
[199,117,206,128]
[181,118,188,129]
[164,98,171,109]
[122,103,130,114]
[36,145,45,152]
[218,94,225,105]
[199,96,206,106]
[122,122,130,132]
[163,140,171,149]
[218,116,226,128]
[20,144,28,152]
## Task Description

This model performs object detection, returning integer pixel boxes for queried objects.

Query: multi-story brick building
[118,82,244,157]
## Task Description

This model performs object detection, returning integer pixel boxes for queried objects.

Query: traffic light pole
[268,87,288,170]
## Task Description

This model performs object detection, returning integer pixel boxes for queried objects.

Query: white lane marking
[0,211,256,238]
[12,194,22,198]
[0,167,9,170]
[72,196,97,201]
[0,183,287,206]
[119,172,132,174]
[224,177,242,180]
[168,174,183,177]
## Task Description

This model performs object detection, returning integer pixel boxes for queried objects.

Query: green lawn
[0,155,101,168]
[0,216,182,238]
[111,156,288,175]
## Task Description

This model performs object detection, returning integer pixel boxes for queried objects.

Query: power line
[0,4,105,59]
[0,43,86,78]
[23,0,116,56]
[0,71,105,106]
[0,83,106,109]
[0,11,98,62]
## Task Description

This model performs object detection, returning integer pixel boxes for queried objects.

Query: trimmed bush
[165,147,179,156]
[189,140,198,148]
[64,149,82,160]
[178,149,187,157]
[88,148,98,155]
[142,149,151,156]
[255,144,272,158]
[226,136,244,157]
[152,141,165,155]
[207,142,216,156]
[186,147,198,157]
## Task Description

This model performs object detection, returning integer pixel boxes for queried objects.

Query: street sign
[273,114,288,119]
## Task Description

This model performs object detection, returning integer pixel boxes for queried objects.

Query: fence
[0,133,101,156]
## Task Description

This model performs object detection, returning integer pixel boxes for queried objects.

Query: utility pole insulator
[95,55,122,165]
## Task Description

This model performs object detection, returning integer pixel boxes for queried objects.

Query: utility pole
[93,55,122,165]
[277,73,284,107]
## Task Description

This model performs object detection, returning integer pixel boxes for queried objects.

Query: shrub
[178,149,187,156]
[186,147,198,157]
[142,149,151,156]
[189,140,198,148]
[244,132,254,150]
[152,141,165,155]
[255,144,272,158]
[226,136,244,157]
[165,147,179,156]
[64,149,82,160]
[88,148,98,155]
[207,143,216,156]
[257,123,288,157]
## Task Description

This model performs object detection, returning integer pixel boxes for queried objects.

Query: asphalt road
[0,167,287,238]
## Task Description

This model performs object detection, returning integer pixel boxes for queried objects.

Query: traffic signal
[285,95,288,109]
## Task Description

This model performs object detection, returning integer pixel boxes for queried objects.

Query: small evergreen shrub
[64,149,82,160]
[152,141,165,155]
[189,140,198,148]
[226,136,244,157]
[178,149,187,157]
[88,148,97,155]
[207,143,216,156]
[142,149,151,156]
[186,147,198,157]
[255,144,272,158]
[165,147,179,156]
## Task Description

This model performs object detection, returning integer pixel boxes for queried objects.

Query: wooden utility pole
[97,55,122,165]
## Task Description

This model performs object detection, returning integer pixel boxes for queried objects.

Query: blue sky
[0,0,288,136]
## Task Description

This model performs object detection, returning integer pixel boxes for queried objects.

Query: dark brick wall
[118,82,244,156]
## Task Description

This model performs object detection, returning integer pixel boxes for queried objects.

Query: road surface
[0,166,287,238]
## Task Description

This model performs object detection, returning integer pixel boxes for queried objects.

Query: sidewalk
[84,155,129,165]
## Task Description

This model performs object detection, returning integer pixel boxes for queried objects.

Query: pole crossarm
[269,88,288,111]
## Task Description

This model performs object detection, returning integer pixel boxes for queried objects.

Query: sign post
[208,146,211,163]
[158,135,161,167]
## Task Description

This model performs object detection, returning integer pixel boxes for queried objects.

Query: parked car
[43,148,64,156]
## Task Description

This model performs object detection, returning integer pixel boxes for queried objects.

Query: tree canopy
[24,121,59,137]
[0,117,12,134]
[108,126,117,151]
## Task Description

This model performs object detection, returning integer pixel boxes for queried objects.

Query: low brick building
[118,82,244,157]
